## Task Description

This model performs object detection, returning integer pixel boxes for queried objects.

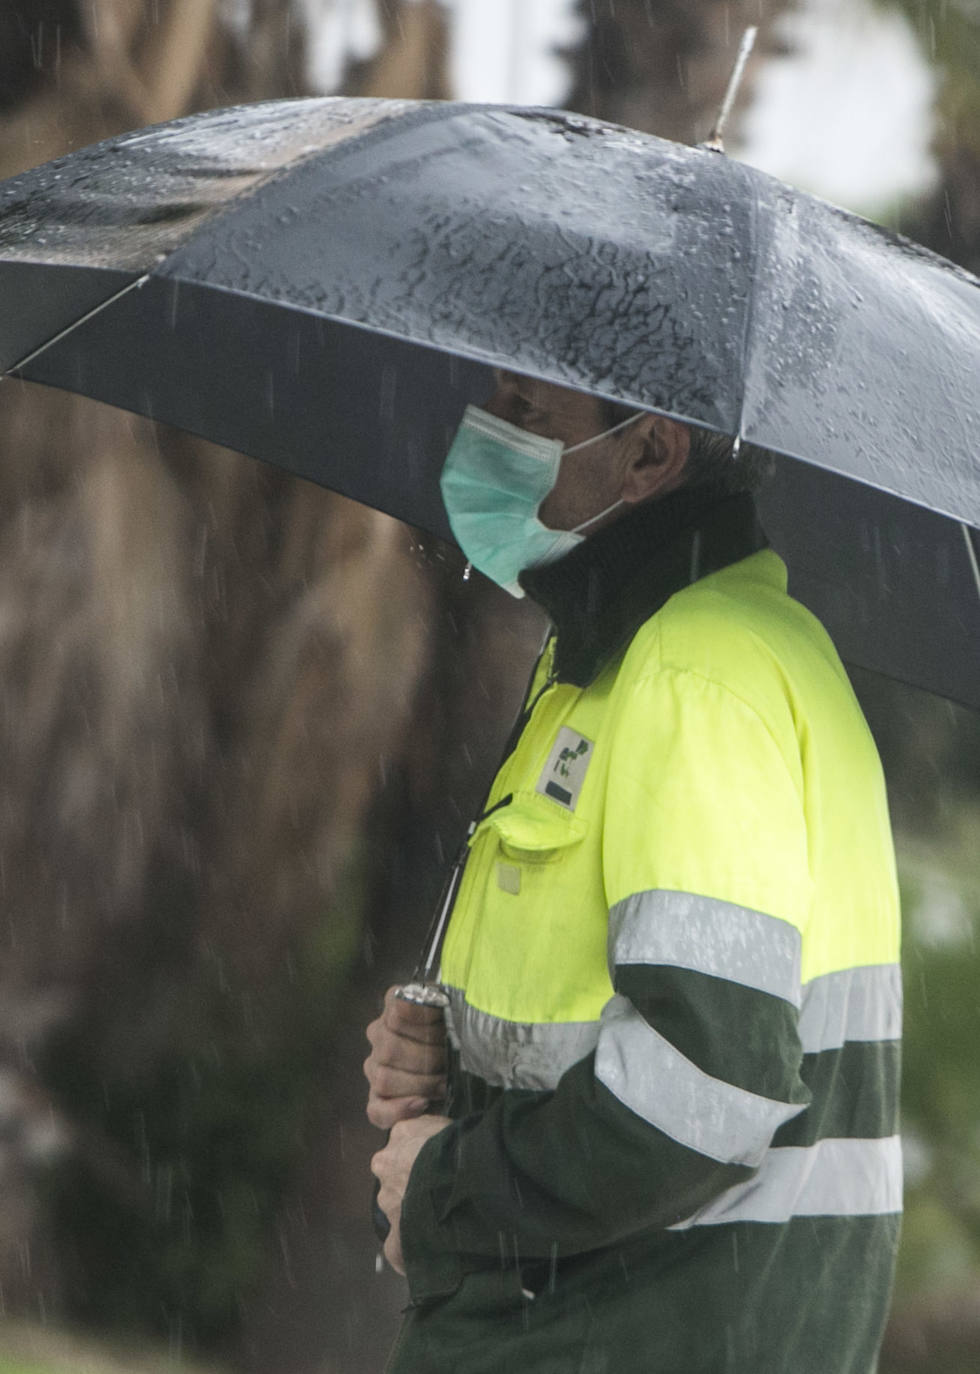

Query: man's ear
[620,416,690,504]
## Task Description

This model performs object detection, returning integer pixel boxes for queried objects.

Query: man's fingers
[365,1020,447,1078]
[382,986,448,1044]
[371,1154,406,1274]
[363,1016,447,1084]
[371,1161,402,1226]
[363,986,449,1130]
[367,1093,430,1130]
[364,1051,445,1096]
[364,1055,446,1096]
[372,1115,450,1274]
[383,1231,406,1276]
[364,1050,447,1126]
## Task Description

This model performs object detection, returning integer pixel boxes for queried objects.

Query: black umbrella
[1,98,978,706]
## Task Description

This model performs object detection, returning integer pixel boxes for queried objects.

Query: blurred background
[0,2,977,1371]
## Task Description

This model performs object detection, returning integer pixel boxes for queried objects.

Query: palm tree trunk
[0,0,437,1344]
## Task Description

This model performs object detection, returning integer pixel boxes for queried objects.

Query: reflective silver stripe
[444,987,600,1091]
[595,995,806,1166]
[798,965,902,1054]
[668,1135,903,1229]
[608,890,802,1006]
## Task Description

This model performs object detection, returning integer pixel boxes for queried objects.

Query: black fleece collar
[518,488,767,687]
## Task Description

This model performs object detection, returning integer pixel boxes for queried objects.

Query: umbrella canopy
[1,98,978,706]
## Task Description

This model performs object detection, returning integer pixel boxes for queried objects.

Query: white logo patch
[536,727,594,811]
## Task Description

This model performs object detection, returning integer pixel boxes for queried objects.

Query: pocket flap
[480,793,588,860]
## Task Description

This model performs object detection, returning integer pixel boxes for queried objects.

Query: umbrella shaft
[706,26,758,151]
[408,836,472,988]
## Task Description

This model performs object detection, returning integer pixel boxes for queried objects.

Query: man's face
[481,370,634,532]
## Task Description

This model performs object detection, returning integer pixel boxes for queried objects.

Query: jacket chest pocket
[484,795,588,891]
[456,793,608,1026]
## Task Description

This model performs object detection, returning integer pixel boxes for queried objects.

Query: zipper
[496,658,559,772]
[406,640,560,1005]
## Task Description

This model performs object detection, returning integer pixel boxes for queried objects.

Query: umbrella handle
[372,982,451,1248]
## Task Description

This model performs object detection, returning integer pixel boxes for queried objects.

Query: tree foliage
[874,0,980,271]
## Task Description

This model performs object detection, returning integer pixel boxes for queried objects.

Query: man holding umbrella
[5,82,977,1371]
[366,368,902,1372]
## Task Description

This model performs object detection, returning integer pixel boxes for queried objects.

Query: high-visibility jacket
[393,492,901,1374]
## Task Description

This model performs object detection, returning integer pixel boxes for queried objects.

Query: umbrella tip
[703,26,759,155]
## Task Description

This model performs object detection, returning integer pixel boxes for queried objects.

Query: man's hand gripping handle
[366,983,450,1243]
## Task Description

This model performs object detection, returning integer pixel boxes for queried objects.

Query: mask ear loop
[570,495,627,536]
[562,408,647,455]
[563,408,649,536]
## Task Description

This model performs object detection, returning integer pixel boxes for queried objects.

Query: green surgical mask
[439,404,639,598]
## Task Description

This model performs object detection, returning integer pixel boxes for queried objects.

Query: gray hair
[603,400,774,497]
[684,425,775,497]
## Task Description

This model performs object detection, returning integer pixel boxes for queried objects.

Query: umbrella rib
[1,272,151,380]
[963,523,980,603]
